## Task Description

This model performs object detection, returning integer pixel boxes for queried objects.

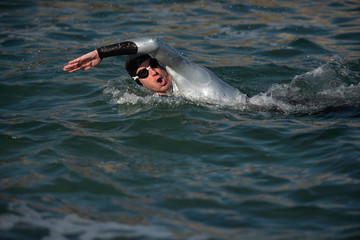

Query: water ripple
[1,1,360,239]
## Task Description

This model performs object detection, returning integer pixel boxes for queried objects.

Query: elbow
[146,37,163,49]
[135,37,163,55]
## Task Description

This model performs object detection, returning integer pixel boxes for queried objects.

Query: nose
[149,67,158,76]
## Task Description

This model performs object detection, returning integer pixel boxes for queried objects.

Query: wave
[104,57,360,115]
[0,201,172,240]
[253,56,360,114]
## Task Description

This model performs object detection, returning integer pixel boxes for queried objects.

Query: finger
[65,59,87,70]
[68,54,88,64]
[66,61,81,68]
[64,63,83,72]
[68,58,82,65]
[63,66,73,72]
[68,67,83,73]
[83,61,94,70]
[63,64,78,72]
[64,67,76,72]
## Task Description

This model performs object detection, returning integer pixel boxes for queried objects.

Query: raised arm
[64,37,189,74]
[97,37,190,74]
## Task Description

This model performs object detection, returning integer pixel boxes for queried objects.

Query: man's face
[136,58,172,95]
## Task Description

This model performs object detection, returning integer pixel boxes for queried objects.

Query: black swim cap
[125,54,151,78]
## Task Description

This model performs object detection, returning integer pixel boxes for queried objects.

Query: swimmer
[64,37,245,103]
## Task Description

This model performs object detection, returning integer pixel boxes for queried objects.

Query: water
[1,0,360,239]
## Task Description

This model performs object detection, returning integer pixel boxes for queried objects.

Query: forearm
[96,41,137,59]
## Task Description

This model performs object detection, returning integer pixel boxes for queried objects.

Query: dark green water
[1,1,360,239]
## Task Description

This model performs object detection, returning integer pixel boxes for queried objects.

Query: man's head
[126,54,172,95]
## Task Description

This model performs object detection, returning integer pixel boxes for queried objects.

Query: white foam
[247,57,360,113]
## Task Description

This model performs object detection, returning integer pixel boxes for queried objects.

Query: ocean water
[1,0,360,239]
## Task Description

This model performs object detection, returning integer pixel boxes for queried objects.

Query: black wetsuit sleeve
[96,41,138,59]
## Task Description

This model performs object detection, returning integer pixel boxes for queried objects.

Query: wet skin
[136,58,172,95]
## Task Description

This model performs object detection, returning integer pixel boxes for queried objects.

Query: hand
[63,50,101,72]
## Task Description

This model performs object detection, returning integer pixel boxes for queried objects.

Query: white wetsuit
[129,37,245,104]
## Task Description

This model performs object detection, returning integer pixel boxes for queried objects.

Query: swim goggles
[132,58,159,81]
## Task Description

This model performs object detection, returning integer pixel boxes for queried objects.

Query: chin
[162,83,171,92]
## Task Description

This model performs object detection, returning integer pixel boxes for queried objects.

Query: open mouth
[157,77,166,86]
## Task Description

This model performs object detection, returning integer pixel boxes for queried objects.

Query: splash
[259,57,360,114]
[104,57,360,115]
[104,77,187,107]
